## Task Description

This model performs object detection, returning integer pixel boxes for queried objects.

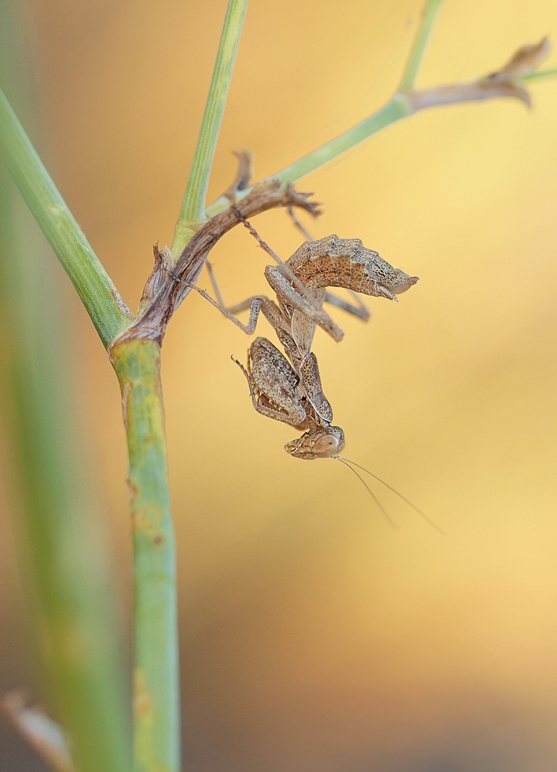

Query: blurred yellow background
[2,0,557,769]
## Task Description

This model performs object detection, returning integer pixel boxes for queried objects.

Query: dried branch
[404,37,551,110]
[116,179,319,345]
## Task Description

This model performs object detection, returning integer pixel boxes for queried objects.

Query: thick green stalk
[111,338,179,772]
[0,87,133,348]
[172,0,249,256]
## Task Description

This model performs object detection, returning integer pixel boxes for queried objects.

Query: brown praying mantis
[230,332,443,532]
[183,207,418,457]
[169,209,442,531]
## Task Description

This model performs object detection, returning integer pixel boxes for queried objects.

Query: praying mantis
[184,207,418,456]
[178,209,443,530]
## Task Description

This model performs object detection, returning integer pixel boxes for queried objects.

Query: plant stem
[0,87,133,349]
[111,338,179,772]
[0,176,131,772]
[172,0,249,255]
[0,8,130,769]
[399,0,444,90]
[523,68,557,80]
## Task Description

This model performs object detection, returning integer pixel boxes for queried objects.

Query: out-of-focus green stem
[0,6,130,769]
[399,0,444,90]
[172,0,249,256]
[111,338,179,772]
[0,172,131,772]
[0,87,133,348]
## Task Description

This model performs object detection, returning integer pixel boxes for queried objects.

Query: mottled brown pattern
[287,234,418,300]
[234,336,344,459]
[299,352,333,423]
[249,338,305,426]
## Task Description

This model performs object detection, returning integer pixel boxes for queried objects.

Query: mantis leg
[265,265,344,343]
[185,281,265,335]
[324,290,370,322]
[201,261,291,338]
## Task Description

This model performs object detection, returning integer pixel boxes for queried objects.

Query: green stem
[111,338,179,772]
[172,0,249,255]
[523,68,557,81]
[0,175,131,772]
[0,8,130,768]
[0,87,133,349]
[399,0,444,90]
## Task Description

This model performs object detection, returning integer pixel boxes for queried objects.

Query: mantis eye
[313,433,340,456]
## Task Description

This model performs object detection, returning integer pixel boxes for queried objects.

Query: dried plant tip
[405,37,552,111]
[488,37,551,82]
[137,244,175,314]
[1,690,74,772]
[224,149,254,201]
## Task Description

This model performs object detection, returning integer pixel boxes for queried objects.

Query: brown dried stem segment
[117,180,319,346]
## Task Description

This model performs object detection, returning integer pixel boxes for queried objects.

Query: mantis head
[284,425,345,460]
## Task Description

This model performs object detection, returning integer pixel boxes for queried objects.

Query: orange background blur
[2,1,557,769]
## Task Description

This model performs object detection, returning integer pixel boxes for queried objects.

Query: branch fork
[114,169,320,348]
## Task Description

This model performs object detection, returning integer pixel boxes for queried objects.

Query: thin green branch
[523,68,557,80]
[172,0,249,255]
[205,2,444,216]
[110,338,179,772]
[400,0,444,90]
[206,34,555,219]
[0,87,133,349]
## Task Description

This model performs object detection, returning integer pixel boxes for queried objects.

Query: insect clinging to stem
[165,200,441,531]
